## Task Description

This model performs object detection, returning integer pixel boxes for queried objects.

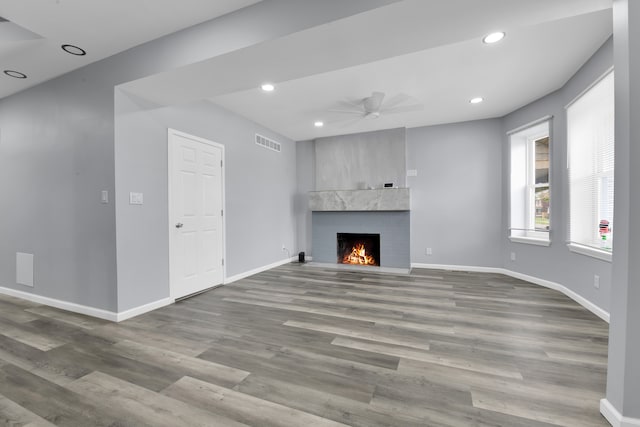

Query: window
[509,119,551,245]
[567,70,614,260]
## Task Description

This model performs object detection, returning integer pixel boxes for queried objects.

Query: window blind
[567,71,615,250]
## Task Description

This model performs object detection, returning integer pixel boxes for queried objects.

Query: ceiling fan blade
[335,99,363,110]
[327,109,364,115]
[381,104,424,115]
[382,93,412,110]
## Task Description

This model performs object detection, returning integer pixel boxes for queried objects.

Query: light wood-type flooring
[0,264,609,426]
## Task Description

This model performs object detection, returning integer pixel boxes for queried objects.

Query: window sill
[509,236,551,247]
[567,243,612,262]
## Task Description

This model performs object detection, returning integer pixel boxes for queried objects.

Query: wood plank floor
[0,264,610,426]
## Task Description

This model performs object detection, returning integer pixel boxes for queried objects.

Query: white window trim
[509,236,551,247]
[508,117,551,245]
[507,115,553,136]
[525,133,550,235]
[567,243,612,262]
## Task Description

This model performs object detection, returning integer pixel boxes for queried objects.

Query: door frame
[167,128,226,300]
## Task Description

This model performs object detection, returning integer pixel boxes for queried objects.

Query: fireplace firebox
[337,233,380,266]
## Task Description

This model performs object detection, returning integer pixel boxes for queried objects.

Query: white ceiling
[0,0,261,99]
[211,7,613,141]
[1,0,613,141]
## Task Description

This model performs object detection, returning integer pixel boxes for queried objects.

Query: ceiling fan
[328,91,423,122]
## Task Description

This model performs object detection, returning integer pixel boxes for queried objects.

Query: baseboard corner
[409,262,610,323]
[225,256,297,284]
[501,268,610,323]
[115,297,174,322]
[601,398,640,427]
[0,286,118,322]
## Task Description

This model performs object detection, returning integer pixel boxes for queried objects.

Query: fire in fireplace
[337,233,380,266]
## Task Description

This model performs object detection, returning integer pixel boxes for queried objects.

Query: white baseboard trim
[503,269,610,322]
[0,286,118,322]
[225,256,299,284]
[601,398,640,427]
[0,285,177,323]
[411,263,610,323]
[309,262,411,275]
[115,297,174,322]
[0,258,306,323]
[2,259,610,325]
[411,263,503,274]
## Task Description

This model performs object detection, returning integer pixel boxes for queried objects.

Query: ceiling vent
[255,133,281,153]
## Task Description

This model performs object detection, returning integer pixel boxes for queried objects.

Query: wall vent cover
[255,133,281,153]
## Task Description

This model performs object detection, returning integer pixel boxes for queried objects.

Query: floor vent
[255,134,281,153]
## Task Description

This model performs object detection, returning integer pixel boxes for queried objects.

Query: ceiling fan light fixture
[261,83,275,92]
[470,97,484,104]
[4,69,27,79]
[61,44,87,56]
[483,32,505,44]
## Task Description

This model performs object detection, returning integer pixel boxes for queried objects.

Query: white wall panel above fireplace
[314,128,406,191]
[309,188,409,211]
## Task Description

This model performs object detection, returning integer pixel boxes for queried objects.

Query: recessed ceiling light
[261,83,275,92]
[61,44,87,56]
[314,121,324,128]
[3,70,27,79]
[470,97,484,104]
[483,32,505,44]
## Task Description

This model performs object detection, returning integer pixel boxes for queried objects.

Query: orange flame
[343,243,377,265]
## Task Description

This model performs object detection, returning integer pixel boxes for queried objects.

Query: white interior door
[169,129,224,300]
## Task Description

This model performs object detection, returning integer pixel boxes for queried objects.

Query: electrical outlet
[426,248,432,255]
[510,252,516,261]
[594,275,600,289]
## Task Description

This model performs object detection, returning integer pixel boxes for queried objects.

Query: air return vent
[255,134,281,153]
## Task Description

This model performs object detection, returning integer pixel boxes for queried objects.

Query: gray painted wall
[314,128,406,190]
[0,61,118,311]
[406,120,503,268]
[115,94,297,311]
[0,0,401,313]
[311,211,410,269]
[501,37,614,313]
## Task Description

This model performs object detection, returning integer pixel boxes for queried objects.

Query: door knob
[175,223,184,228]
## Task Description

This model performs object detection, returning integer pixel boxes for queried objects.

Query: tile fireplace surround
[309,188,409,212]
[309,188,411,273]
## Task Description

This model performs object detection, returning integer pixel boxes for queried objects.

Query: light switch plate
[129,192,144,205]
[407,169,418,177]
[101,190,109,204]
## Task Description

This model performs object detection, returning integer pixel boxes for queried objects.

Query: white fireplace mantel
[309,188,410,212]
